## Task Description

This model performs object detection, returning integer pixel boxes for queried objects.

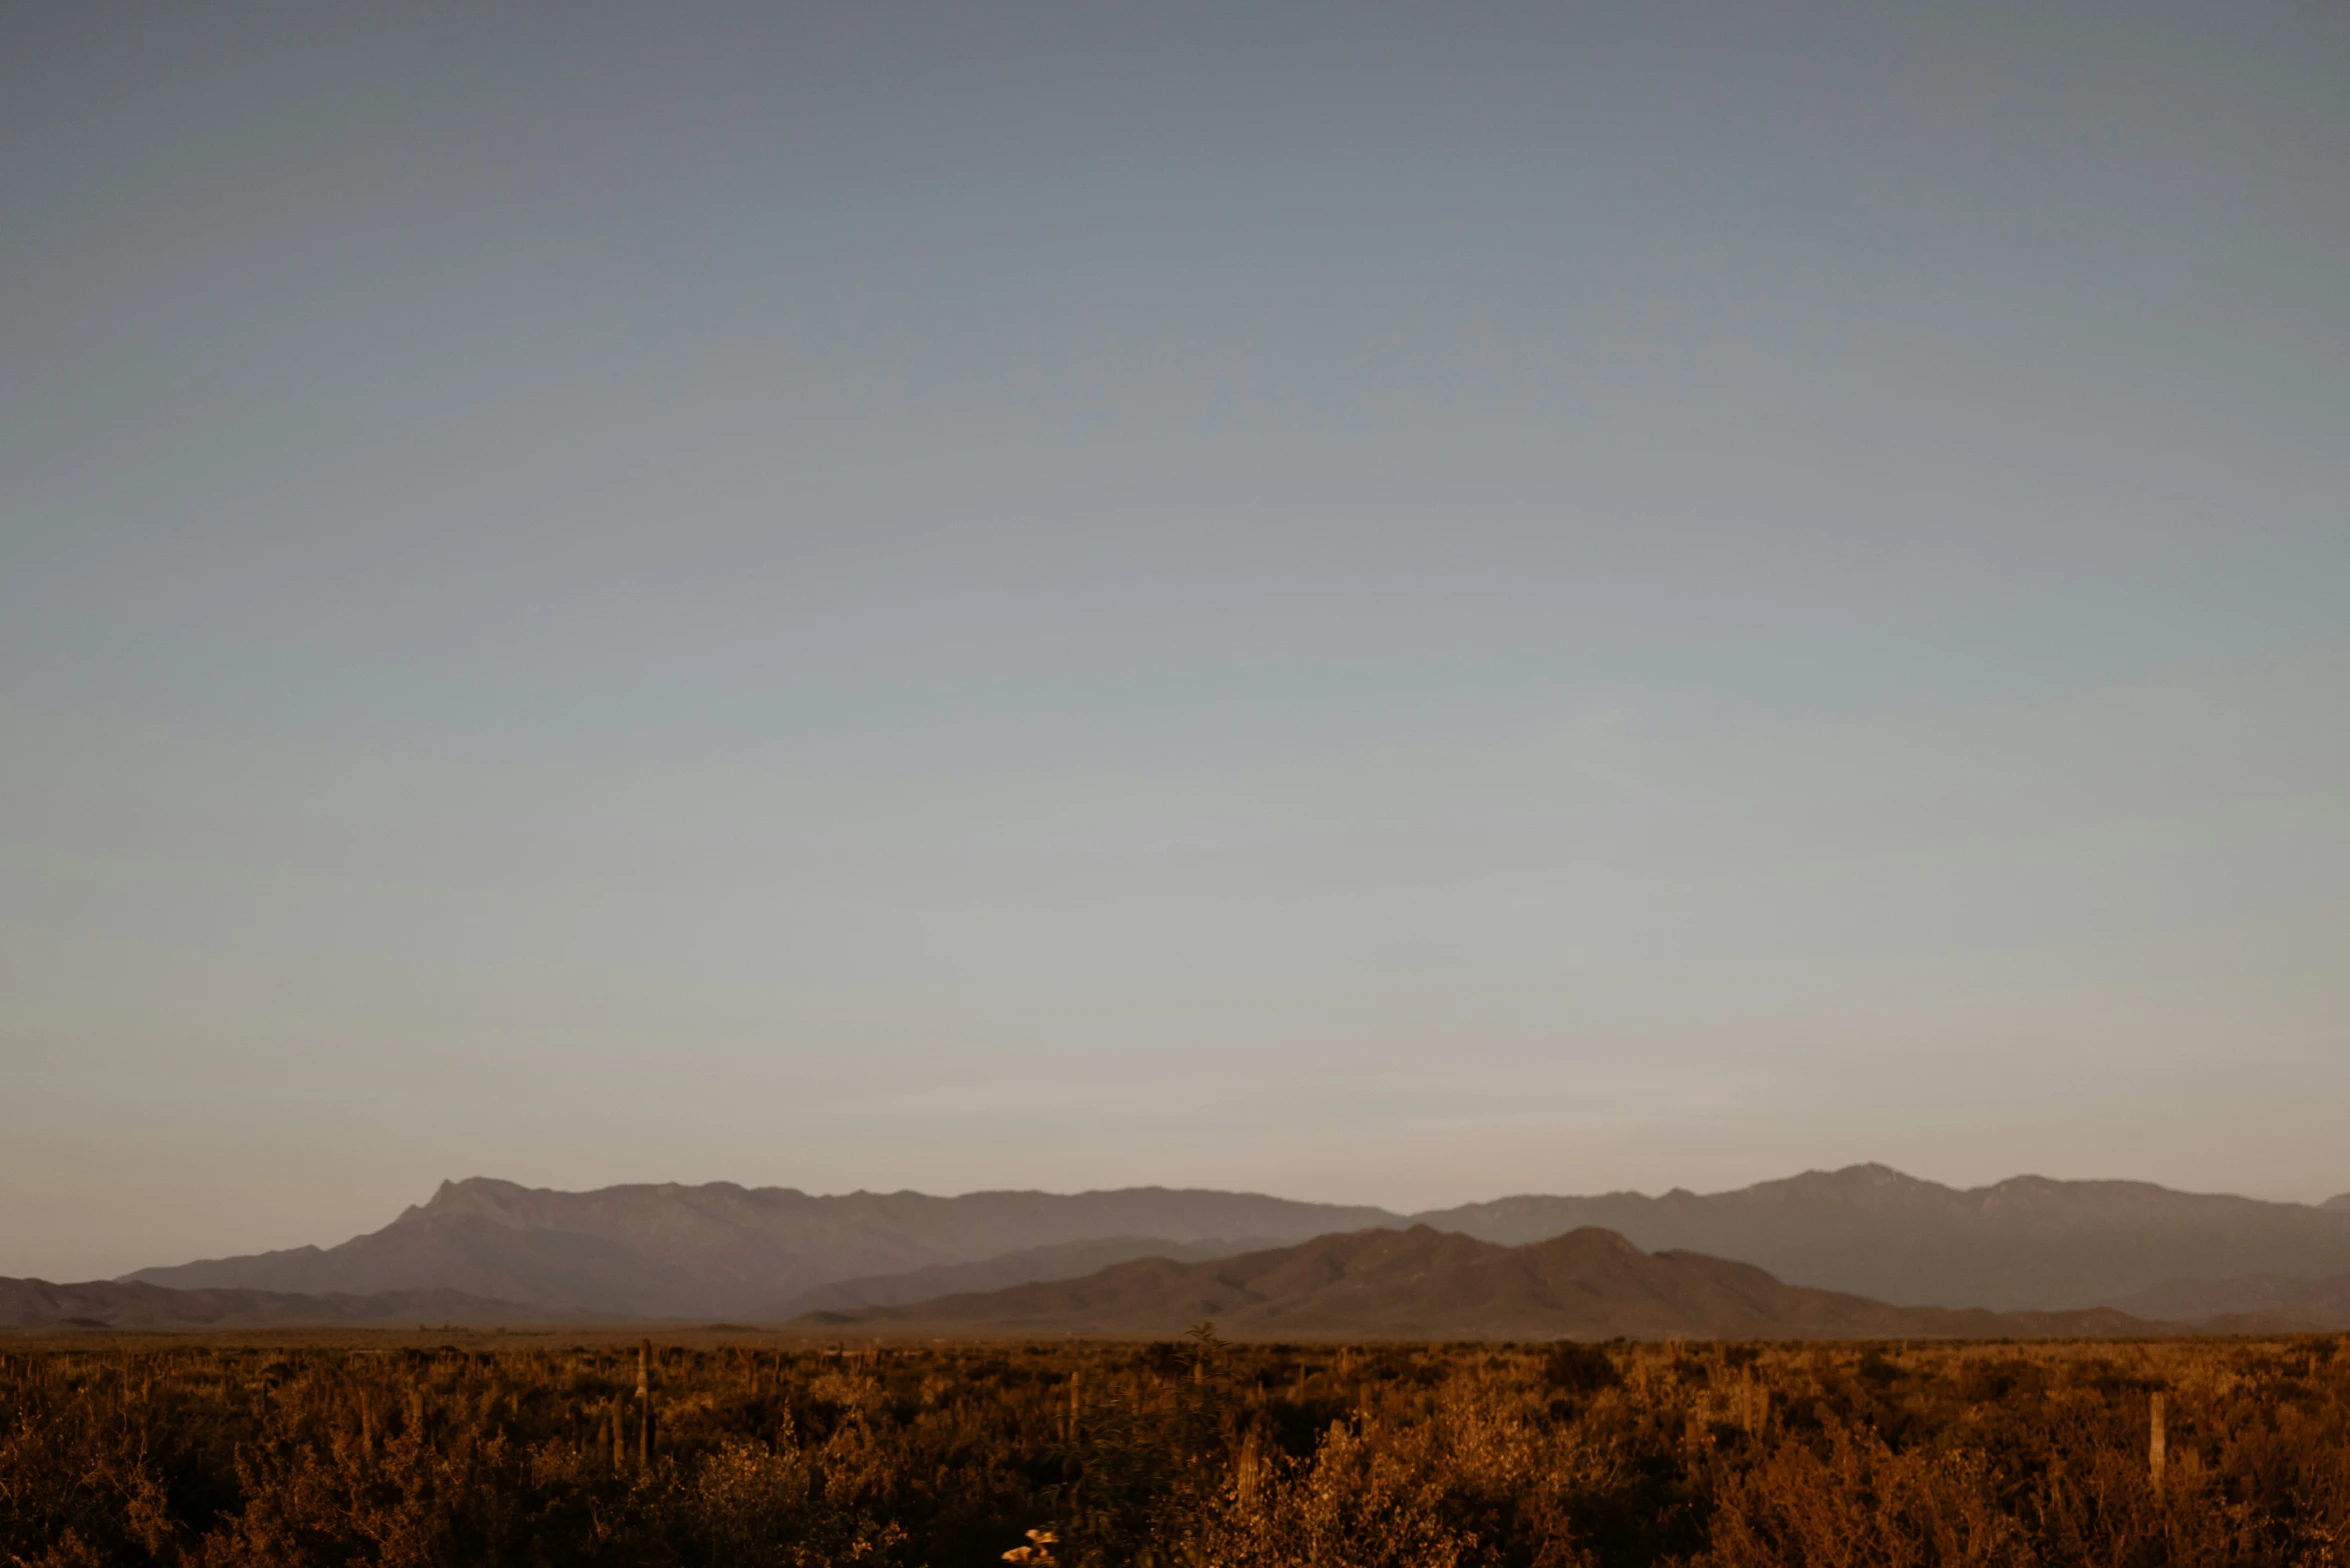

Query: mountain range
[1414,1166,2350,1309]
[101,1166,2350,1325]
[128,1180,1390,1319]
[797,1225,2157,1341]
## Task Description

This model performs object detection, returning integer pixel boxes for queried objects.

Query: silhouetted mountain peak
[407,1177,528,1226]
[1527,1226,1645,1259]
[1714,1163,1956,1215]
[1830,1162,1918,1185]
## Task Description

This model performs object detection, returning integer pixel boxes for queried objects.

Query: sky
[3,0,2347,1282]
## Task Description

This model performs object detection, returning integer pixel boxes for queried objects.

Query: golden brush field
[5,1330,2347,1567]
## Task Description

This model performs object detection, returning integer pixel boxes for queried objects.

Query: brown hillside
[806,1226,2163,1340]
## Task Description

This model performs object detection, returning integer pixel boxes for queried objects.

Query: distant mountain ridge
[1416,1165,2350,1310]
[128,1180,1392,1319]
[802,1226,2160,1341]
[123,1166,2350,1319]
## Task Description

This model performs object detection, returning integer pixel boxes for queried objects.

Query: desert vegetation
[4,1329,2346,1567]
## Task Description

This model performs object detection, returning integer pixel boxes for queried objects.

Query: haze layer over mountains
[84,1165,2350,1333]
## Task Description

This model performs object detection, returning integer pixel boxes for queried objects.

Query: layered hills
[783,1236,1260,1317]
[801,1226,2157,1341]
[1417,1165,2350,1310]
[116,1166,2350,1320]
[128,1180,1388,1320]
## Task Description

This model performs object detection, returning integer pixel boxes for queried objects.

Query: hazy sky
[4,1,2347,1281]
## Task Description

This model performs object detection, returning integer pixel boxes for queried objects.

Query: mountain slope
[128,1180,1400,1319]
[804,1226,2157,1340]
[123,1167,2350,1319]
[780,1235,1274,1317]
[0,1277,562,1331]
[1415,1165,2350,1310]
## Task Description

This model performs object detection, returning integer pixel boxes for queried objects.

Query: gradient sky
[4,1,2347,1281]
